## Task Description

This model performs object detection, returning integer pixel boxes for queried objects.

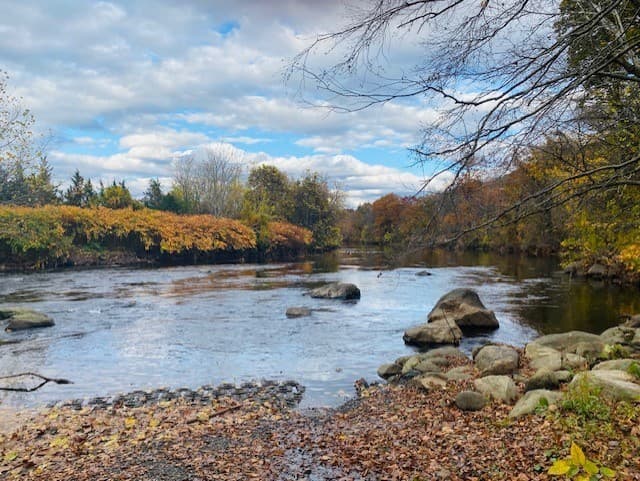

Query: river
[1,249,639,408]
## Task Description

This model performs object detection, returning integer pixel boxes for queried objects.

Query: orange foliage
[263,221,313,252]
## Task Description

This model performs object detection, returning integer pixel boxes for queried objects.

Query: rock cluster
[380,301,640,417]
[49,380,305,411]
[403,289,499,347]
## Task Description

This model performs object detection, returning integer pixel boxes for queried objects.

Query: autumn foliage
[0,205,312,269]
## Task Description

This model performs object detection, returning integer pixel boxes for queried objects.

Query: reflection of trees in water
[512,277,640,334]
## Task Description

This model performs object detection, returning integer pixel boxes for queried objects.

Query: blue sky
[0,0,454,206]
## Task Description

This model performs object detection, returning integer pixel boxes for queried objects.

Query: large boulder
[403,320,462,347]
[600,326,640,349]
[509,390,563,418]
[569,370,640,401]
[0,307,54,331]
[308,282,361,300]
[473,344,519,376]
[428,288,499,329]
[473,375,518,404]
[524,343,587,371]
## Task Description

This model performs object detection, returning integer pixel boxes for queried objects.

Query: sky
[0,0,453,207]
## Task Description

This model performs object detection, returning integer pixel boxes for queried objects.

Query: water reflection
[0,249,638,408]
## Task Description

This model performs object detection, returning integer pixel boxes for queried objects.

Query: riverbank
[1,369,638,480]
[0,205,312,272]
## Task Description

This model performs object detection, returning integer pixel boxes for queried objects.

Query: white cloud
[1,0,461,205]
[50,129,450,207]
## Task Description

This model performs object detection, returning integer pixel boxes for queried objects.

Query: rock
[592,359,639,372]
[563,261,586,277]
[444,365,474,382]
[509,390,563,418]
[377,363,403,380]
[555,370,573,383]
[419,346,468,361]
[623,314,640,328]
[587,263,607,278]
[569,370,640,401]
[525,369,561,392]
[563,353,589,370]
[413,359,443,374]
[410,374,448,391]
[308,282,360,300]
[403,320,462,347]
[530,331,603,354]
[285,307,312,318]
[473,344,519,376]
[473,375,518,404]
[525,343,562,371]
[415,270,432,277]
[600,326,638,346]
[428,288,499,329]
[0,307,55,331]
[455,391,486,411]
[574,341,605,361]
[525,342,588,371]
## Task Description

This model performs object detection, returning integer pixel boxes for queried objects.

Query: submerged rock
[0,307,54,331]
[308,282,361,300]
[428,288,499,329]
[285,307,312,318]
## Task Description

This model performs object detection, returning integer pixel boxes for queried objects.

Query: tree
[143,178,165,210]
[290,172,344,249]
[172,145,244,217]
[1,71,55,206]
[291,0,640,244]
[64,169,96,207]
[97,180,134,209]
[27,156,58,206]
[243,165,291,220]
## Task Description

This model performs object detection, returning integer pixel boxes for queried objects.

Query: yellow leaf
[584,460,599,475]
[197,410,210,422]
[548,459,571,475]
[600,467,616,478]
[103,434,119,450]
[575,475,589,481]
[149,418,160,428]
[124,417,136,429]
[3,451,18,462]
[49,436,69,449]
[571,442,586,466]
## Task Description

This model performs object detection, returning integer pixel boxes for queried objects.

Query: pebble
[47,380,306,410]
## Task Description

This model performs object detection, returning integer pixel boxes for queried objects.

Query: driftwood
[0,372,73,392]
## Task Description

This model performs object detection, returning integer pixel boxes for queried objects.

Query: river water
[1,249,639,408]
